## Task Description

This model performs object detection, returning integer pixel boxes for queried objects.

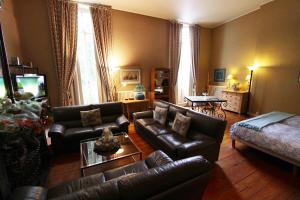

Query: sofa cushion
[186,110,227,142]
[157,133,190,154]
[145,124,169,136]
[171,112,191,137]
[91,102,123,116]
[136,118,156,127]
[104,161,149,181]
[57,120,83,128]
[80,108,102,127]
[145,150,173,168]
[47,173,105,199]
[167,105,187,127]
[94,122,120,134]
[53,105,92,122]
[154,100,170,109]
[64,127,95,142]
[153,106,168,125]
[177,136,217,156]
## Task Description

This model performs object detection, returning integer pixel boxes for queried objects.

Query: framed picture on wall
[120,69,141,84]
[214,68,226,82]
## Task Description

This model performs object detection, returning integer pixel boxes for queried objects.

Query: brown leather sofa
[49,102,129,154]
[10,151,213,200]
[133,100,227,162]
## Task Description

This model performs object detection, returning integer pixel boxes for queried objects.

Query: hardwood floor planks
[46,112,300,199]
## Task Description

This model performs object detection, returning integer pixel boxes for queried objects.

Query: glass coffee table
[80,133,142,176]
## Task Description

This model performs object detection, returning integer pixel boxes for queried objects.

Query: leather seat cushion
[104,161,148,181]
[47,173,105,199]
[94,122,120,134]
[64,127,97,142]
[145,124,169,136]
[136,118,156,127]
[188,131,218,145]
[157,133,190,153]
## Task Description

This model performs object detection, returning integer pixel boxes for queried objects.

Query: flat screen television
[0,76,6,98]
[12,74,48,98]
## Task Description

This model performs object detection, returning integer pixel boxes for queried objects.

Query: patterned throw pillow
[153,106,168,125]
[80,109,102,127]
[172,112,191,137]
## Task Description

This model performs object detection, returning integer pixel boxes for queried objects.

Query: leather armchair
[10,151,213,200]
[133,100,227,162]
[49,102,130,154]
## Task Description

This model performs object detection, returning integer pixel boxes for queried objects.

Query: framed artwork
[214,68,226,82]
[120,69,141,84]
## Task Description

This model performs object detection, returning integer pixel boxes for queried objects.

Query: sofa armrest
[48,123,66,138]
[145,150,173,168]
[10,186,47,200]
[116,114,130,128]
[133,110,153,120]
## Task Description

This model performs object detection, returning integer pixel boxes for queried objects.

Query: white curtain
[176,24,193,105]
[76,4,103,105]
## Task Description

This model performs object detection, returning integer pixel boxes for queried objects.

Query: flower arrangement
[0,98,44,147]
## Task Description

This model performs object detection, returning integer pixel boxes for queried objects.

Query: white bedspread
[231,116,300,163]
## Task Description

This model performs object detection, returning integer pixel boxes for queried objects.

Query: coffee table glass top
[80,133,141,169]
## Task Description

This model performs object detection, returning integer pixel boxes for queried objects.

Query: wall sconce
[227,74,233,89]
[246,64,259,114]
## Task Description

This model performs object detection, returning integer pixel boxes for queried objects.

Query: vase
[135,92,145,100]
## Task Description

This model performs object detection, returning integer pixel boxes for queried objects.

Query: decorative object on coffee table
[80,133,142,176]
[93,128,120,154]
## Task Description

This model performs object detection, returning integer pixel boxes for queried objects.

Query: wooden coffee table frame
[80,134,142,177]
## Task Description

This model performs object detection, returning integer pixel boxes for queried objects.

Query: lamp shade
[227,74,233,80]
[248,64,259,71]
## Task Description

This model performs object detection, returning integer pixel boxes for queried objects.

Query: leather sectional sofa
[10,151,213,200]
[133,100,227,162]
[49,102,129,154]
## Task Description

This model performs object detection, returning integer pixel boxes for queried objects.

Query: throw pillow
[80,108,102,127]
[153,106,168,125]
[172,112,191,137]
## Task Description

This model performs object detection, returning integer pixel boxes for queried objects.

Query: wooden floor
[47,112,300,199]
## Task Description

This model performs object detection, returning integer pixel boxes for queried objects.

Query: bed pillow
[153,106,168,126]
[80,108,102,127]
[172,112,191,137]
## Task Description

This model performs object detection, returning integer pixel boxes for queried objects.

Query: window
[176,24,193,105]
[77,5,100,104]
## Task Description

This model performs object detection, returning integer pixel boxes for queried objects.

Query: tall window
[176,24,193,105]
[77,5,100,104]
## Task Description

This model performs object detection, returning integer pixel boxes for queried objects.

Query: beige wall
[6,1,211,106]
[198,28,211,93]
[111,10,169,93]
[9,2,170,105]
[210,0,300,115]
[0,0,22,60]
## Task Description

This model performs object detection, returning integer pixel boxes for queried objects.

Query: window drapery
[169,21,183,104]
[90,6,116,102]
[47,0,78,106]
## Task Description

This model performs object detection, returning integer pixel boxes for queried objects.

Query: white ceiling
[78,0,274,28]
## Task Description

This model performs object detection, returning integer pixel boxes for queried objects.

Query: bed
[230,112,300,174]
